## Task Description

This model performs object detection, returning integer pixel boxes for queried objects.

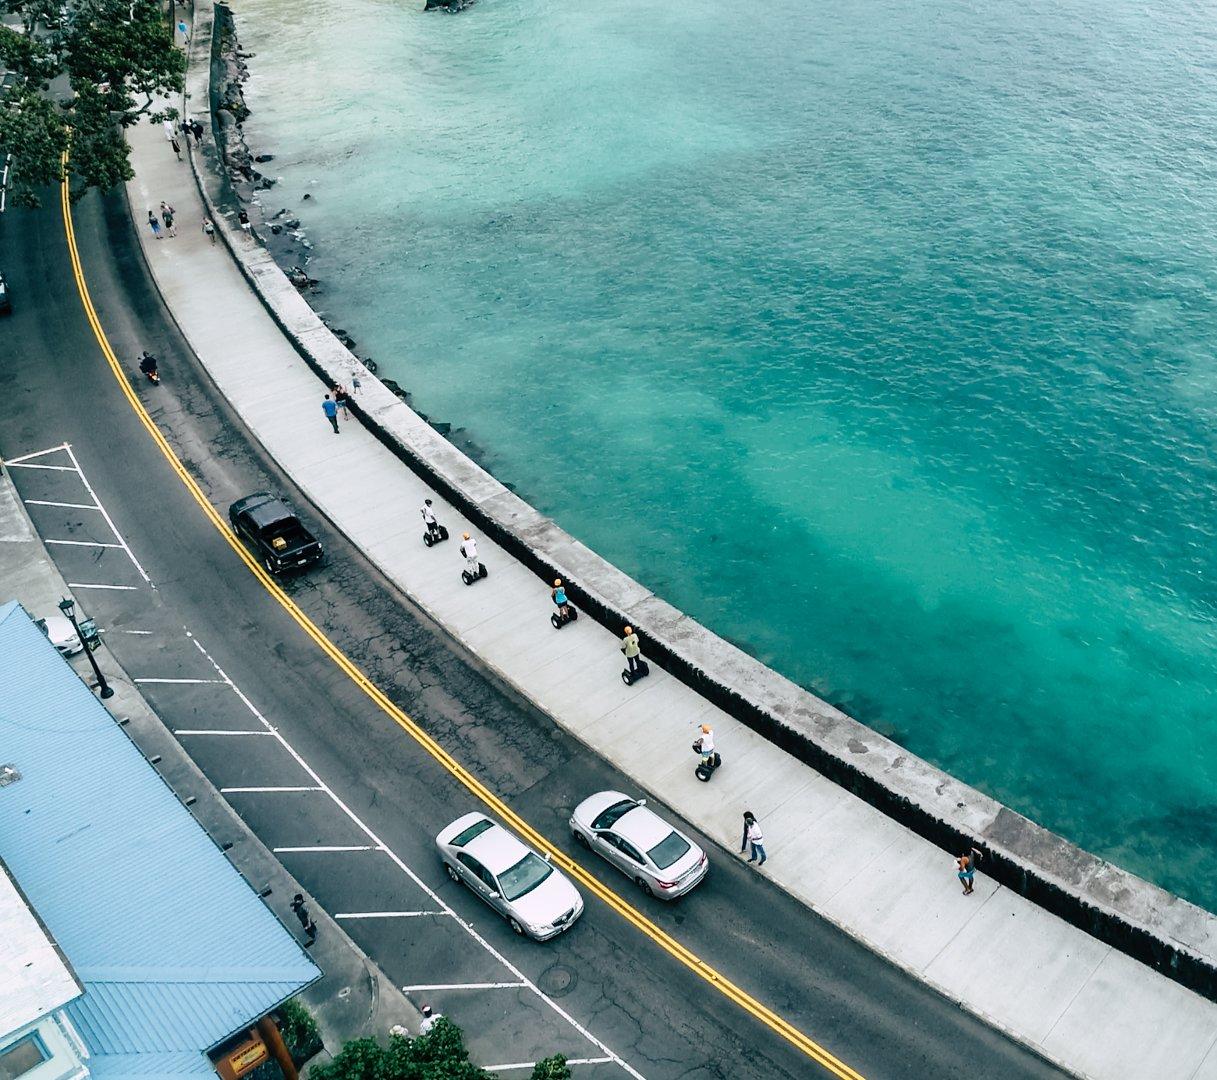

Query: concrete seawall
[190,2,1217,1001]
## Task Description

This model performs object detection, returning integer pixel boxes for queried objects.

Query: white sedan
[36,614,83,656]
[436,812,583,941]
[570,791,708,900]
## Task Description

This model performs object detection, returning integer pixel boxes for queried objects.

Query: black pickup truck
[229,493,323,574]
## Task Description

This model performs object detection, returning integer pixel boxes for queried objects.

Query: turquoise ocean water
[237,0,1217,910]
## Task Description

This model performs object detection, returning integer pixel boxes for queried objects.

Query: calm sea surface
[237,0,1217,910]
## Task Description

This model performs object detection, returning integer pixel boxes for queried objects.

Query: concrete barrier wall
[190,2,1217,1000]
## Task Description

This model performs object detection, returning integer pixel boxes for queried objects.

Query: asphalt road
[0,187,1066,1080]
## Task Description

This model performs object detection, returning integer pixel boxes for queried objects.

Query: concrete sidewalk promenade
[119,51,1217,1080]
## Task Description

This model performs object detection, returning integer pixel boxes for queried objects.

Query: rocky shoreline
[207,4,507,435]
[212,13,319,284]
[211,7,379,358]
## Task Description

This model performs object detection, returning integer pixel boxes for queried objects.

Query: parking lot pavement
[0,461,419,1051]
[1,441,643,1079]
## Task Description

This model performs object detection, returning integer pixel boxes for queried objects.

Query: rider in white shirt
[418,1004,442,1035]
[460,532,479,576]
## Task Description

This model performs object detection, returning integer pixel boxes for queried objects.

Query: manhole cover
[537,963,576,997]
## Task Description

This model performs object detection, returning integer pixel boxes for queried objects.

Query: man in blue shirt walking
[322,394,340,434]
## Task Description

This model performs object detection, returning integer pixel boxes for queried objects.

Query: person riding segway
[460,532,487,585]
[620,625,650,685]
[421,498,449,546]
[693,723,722,781]
[550,578,578,629]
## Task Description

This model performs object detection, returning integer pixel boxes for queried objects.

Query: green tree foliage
[276,999,324,1064]
[0,0,185,208]
[529,1056,571,1080]
[249,999,325,1080]
[310,1021,488,1080]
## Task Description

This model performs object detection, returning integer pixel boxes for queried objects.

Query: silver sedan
[570,791,708,900]
[436,812,583,941]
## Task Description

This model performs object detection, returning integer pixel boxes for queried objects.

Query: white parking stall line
[272,845,381,854]
[485,1059,614,1074]
[173,729,275,736]
[220,786,326,794]
[25,500,103,511]
[67,582,139,591]
[400,983,529,992]
[334,911,451,920]
[136,677,228,684]
[4,443,72,466]
[6,462,78,472]
[119,630,154,635]
[185,630,646,1080]
[46,539,125,549]
[62,444,153,585]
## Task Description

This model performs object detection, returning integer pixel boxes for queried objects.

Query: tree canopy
[0,0,185,207]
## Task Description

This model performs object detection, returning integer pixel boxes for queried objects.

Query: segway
[422,524,449,547]
[621,659,650,686]
[693,741,722,782]
[461,562,488,586]
[551,606,578,629]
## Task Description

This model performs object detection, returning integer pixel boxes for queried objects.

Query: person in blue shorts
[551,578,571,619]
[957,846,983,895]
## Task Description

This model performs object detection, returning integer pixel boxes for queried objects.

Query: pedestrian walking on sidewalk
[147,210,162,239]
[160,202,177,237]
[334,384,351,420]
[322,394,340,434]
[620,625,641,675]
[170,135,182,161]
[180,118,194,145]
[162,118,175,143]
[290,894,317,946]
[202,218,216,244]
[418,1004,442,1036]
[191,119,204,142]
[956,846,983,895]
[740,811,766,865]
[238,208,252,234]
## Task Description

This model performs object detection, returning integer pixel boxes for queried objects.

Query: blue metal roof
[0,602,320,1077]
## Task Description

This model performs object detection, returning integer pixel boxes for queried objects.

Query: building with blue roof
[0,601,320,1080]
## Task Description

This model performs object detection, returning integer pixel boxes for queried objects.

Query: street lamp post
[58,596,113,699]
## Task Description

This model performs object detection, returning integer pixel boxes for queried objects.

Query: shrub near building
[310,1020,570,1080]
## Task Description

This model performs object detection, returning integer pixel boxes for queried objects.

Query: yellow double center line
[60,175,864,1080]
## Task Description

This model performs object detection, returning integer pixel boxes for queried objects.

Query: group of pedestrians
[147,199,218,247]
[321,385,354,433]
[152,115,223,246]
[162,115,204,162]
[146,201,178,240]
[390,1005,443,1041]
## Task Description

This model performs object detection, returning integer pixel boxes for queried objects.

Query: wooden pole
[257,1016,297,1080]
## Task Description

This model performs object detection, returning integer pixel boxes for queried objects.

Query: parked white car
[436,812,583,941]
[36,614,83,657]
[570,791,708,900]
